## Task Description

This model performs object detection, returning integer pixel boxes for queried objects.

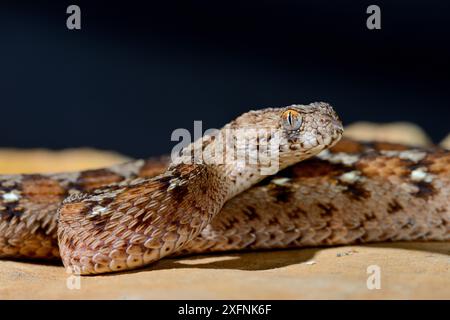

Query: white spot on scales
[272,177,291,186]
[317,150,359,166]
[382,150,427,163]
[410,167,433,183]
[338,171,362,184]
[88,205,108,218]
[2,191,20,203]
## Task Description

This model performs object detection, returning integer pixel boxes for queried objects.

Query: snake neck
[171,128,309,201]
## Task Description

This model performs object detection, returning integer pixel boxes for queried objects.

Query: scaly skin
[183,140,450,254]
[0,138,448,271]
[0,103,344,274]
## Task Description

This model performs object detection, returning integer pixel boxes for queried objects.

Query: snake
[0,102,448,275]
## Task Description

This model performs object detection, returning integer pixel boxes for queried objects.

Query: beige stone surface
[344,122,433,147]
[441,134,450,150]
[0,243,448,299]
[0,148,130,174]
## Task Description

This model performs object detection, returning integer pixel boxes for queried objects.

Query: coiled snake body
[0,103,448,275]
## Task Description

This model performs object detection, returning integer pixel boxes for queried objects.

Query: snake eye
[282,109,302,131]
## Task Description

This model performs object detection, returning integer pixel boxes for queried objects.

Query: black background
[1,0,449,158]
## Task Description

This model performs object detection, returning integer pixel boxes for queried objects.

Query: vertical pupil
[287,112,293,126]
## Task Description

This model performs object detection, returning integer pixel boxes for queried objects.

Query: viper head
[227,102,343,167]
[278,102,343,151]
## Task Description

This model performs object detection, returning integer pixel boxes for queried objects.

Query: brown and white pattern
[0,103,448,275]
[183,140,450,254]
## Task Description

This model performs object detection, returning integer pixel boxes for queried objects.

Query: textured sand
[0,122,448,299]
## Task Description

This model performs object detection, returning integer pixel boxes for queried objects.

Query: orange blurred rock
[0,148,130,174]
[441,134,450,150]
[344,122,432,147]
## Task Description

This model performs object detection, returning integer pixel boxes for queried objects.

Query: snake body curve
[0,103,448,274]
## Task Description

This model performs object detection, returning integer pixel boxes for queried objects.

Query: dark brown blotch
[330,138,365,154]
[342,182,371,201]
[412,181,436,199]
[387,200,403,214]
[288,207,307,220]
[22,175,67,199]
[139,158,168,178]
[169,183,189,202]
[317,203,337,216]
[268,185,294,203]
[0,202,24,220]
[364,211,377,221]
[372,141,411,151]
[244,205,258,221]
[77,169,125,191]
[290,159,349,179]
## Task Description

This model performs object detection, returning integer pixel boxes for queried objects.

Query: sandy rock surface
[344,122,433,147]
[0,243,448,299]
[0,148,130,174]
[441,133,450,150]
